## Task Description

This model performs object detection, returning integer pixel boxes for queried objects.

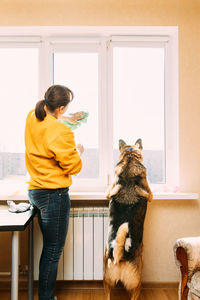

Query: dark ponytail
[35,100,46,121]
[35,85,74,121]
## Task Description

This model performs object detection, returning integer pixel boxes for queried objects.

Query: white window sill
[67,192,200,200]
[0,192,199,201]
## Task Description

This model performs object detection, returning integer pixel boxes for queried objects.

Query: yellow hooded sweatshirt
[25,110,82,189]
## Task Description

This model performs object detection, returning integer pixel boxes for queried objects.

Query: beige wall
[0,0,200,282]
[143,199,200,282]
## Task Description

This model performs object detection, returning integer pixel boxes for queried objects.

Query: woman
[25,85,84,300]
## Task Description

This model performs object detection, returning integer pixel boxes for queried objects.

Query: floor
[0,287,178,300]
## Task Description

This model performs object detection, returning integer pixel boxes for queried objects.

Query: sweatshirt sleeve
[48,127,82,175]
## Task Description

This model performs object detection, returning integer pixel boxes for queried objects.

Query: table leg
[28,220,34,300]
[11,231,19,300]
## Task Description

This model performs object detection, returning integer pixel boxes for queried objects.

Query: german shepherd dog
[104,139,153,300]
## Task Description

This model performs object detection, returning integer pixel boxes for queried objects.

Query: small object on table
[7,200,31,213]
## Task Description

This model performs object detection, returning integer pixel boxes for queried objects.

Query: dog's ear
[119,139,126,151]
[135,138,143,150]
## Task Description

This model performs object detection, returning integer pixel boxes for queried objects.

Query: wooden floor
[0,288,178,300]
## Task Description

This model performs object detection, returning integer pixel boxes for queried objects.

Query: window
[112,45,165,184]
[53,47,100,179]
[0,27,178,194]
[0,44,39,194]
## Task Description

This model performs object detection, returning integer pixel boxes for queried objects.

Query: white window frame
[50,41,107,191]
[107,37,179,190]
[0,26,178,193]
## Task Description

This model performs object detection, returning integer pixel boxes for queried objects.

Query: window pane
[113,47,165,184]
[0,48,39,181]
[53,52,99,178]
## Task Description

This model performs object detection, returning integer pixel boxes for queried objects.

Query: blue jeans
[28,187,70,300]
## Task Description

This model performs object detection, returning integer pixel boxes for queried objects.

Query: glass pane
[113,47,165,184]
[53,52,99,178]
[0,48,39,183]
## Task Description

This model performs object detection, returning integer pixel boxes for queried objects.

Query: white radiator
[34,207,109,280]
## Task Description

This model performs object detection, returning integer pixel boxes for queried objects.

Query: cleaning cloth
[60,112,89,130]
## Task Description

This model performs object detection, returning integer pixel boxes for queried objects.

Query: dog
[104,138,153,300]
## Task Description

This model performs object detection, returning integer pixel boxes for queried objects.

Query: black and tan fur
[104,139,153,300]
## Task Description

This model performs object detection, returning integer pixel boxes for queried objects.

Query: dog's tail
[113,222,129,264]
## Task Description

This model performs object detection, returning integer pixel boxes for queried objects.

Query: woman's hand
[60,112,85,124]
[77,144,84,155]
[71,112,85,122]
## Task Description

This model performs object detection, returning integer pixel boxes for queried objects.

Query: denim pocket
[28,189,50,213]
[56,188,70,215]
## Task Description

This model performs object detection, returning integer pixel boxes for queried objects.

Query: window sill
[69,192,199,200]
[0,192,199,202]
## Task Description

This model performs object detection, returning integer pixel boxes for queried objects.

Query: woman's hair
[35,85,74,121]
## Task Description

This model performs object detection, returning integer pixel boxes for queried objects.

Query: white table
[0,206,36,300]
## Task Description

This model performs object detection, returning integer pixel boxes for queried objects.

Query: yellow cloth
[25,109,82,189]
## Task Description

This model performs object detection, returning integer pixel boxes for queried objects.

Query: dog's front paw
[106,192,110,200]
[148,191,153,202]
[108,184,122,198]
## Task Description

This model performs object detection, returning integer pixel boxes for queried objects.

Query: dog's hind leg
[104,281,111,300]
[113,222,129,264]
[130,282,141,300]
